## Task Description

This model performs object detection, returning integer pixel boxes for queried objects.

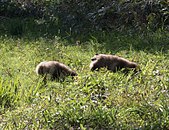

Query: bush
[0,0,168,34]
[58,0,169,31]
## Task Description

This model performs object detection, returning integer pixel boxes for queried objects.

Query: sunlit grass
[0,31,169,129]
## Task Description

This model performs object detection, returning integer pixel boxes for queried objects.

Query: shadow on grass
[0,18,169,53]
[87,30,169,54]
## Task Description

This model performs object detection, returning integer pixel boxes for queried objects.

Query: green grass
[0,31,169,129]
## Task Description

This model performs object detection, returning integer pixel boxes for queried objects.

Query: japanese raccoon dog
[90,54,138,73]
[36,61,77,80]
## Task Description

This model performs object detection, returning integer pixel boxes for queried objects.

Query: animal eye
[91,58,96,61]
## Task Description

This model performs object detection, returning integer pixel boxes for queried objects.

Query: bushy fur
[90,54,138,72]
[36,61,77,80]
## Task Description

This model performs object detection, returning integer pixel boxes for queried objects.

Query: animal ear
[95,53,98,55]
[91,58,96,61]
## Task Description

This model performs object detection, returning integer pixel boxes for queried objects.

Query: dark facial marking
[91,58,96,61]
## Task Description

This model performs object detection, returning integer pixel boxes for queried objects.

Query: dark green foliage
[0,0,168,36]
[57,0,169,31]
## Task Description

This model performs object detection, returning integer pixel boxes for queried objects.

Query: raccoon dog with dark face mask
[90,54,138,72]
[36,61,77,80]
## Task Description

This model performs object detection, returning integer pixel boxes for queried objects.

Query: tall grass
[0,30,169,129]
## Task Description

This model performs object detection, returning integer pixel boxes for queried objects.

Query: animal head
[70,71,78,76]
[35,62,47,75]
[89,54,106,71]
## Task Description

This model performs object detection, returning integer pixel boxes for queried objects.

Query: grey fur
[36,61,77,80]
[90,54,138,72]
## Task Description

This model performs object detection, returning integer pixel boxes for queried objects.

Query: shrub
[0,0,168,34]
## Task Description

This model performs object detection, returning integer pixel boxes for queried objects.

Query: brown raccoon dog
[90,54,138,73]
[35,61,77,80]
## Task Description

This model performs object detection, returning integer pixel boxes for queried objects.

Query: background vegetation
[0,0,169,37]
[0,0,169,129]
